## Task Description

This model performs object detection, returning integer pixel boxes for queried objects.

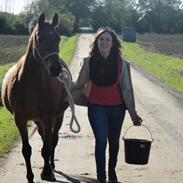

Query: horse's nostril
[50,62,62,76]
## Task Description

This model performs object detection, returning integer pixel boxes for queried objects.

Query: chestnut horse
[1,13,69,182]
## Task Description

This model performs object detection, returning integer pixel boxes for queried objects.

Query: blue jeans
[88,103,126,177]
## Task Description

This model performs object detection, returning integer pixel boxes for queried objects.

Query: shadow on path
[54,170,97,183]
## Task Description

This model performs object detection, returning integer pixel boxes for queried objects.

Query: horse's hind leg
[50,114,64,169]
[15,115,34,183]
[41,119,56,181]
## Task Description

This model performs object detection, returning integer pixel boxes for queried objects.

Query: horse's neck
[24,37,40,70]
[18,43,47,83]
[21,52,37,73]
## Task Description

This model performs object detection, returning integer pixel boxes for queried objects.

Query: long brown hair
[90,27,122,57]
[89,27,122,86]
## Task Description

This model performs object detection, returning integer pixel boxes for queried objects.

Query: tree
[0,14,9,34]
[0,12,14,34]
[1,0,183,35]
[175,9,183,33]
[62,0,95,30]
[13,21,27,35]
[57,12,75,35]
[136,0,182,33]
[91,0,138,32]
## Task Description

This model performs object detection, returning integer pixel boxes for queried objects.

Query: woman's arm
[120,60,142,125]
[71,57,90,90]
[70,57,90,106]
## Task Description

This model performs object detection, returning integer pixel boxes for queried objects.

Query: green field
[59,35,78,65]
[0,35,28,64]
[0,107,19,158]
[123,42,183,94]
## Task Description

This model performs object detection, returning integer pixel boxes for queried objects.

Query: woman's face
[97,32,112,56]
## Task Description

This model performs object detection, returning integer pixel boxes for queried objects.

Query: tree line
[0,0,183,35]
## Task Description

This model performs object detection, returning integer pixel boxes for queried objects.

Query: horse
[1,13,69,183]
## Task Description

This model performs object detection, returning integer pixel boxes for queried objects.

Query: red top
[88,58,124,105]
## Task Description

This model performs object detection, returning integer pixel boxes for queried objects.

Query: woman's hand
[132,114,143,126]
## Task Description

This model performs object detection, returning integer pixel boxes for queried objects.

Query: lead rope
[29,68,80,139]
[58,69,81,133]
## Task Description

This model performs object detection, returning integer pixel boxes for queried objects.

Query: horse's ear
[38,13,45,28]
[51,13,59,27]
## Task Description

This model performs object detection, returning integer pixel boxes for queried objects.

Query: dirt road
[0,34,183,183]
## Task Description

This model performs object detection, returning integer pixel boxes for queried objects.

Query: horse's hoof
[41,171,56,182]
[27,180,34,183]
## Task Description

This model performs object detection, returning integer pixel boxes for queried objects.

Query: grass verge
[59,35,79,65]
[0,107,19,158]
[123,42,183,94]
[0,63,14,88]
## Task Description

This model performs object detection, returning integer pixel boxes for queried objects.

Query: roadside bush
[57,12,75,36]
[13,21,28,35]
[0,15,14,34]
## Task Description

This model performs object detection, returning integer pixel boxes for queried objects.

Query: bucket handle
[123,125,154,142]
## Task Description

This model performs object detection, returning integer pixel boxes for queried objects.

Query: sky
[0,0,31,14]
[0,0,183,14]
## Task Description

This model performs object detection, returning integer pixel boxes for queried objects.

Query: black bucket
[123,125,153,165]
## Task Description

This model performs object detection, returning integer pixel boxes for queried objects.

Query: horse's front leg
[50,114,64,169]
[41,119,56,181]
[15,115,34,183]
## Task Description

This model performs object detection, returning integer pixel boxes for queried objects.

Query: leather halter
[32,32,59,64]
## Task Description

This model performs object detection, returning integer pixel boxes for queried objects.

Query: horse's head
[31,13,62,76]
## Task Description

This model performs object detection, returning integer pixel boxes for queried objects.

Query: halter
[32,32,59,65]
[34,46,59,63]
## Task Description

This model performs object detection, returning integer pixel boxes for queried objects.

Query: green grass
[0,107,19,158]
[0,63,14,87]
[123,42,183,94]
[59,35,79,65]
[0,34,79,159]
